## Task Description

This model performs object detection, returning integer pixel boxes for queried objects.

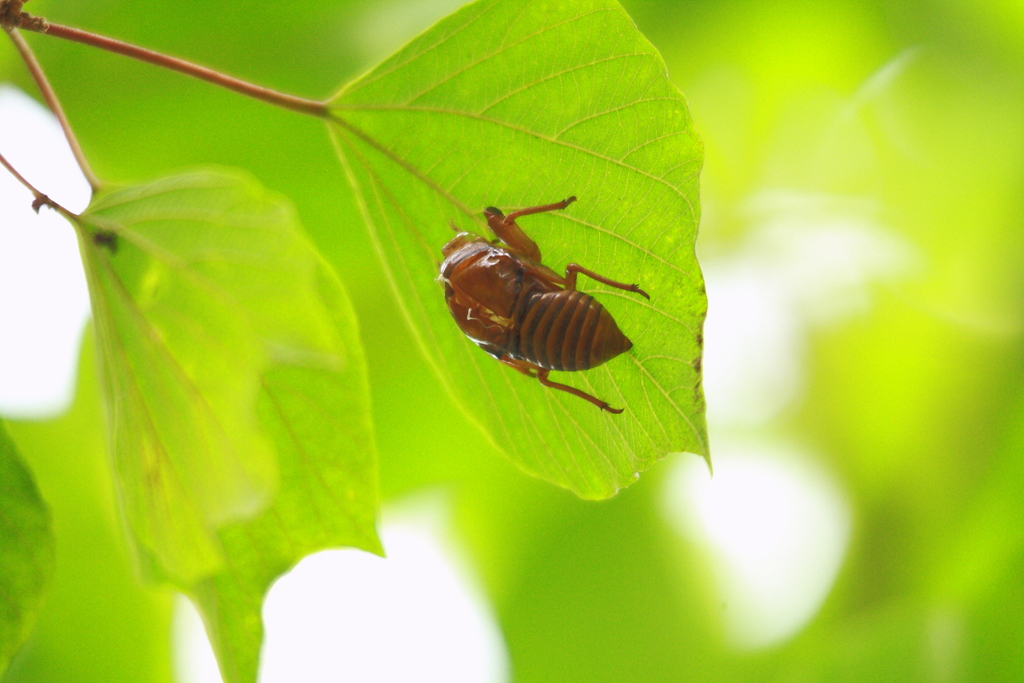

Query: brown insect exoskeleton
[439,196,649,413]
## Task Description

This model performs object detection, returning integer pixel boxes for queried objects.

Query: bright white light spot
[172,499,509,683]
[173,596,223,683]
[741,192,918,327]
[701,191,916,428]
[702,261,803,427]
[0,85,91,418]
[662,442,851,651]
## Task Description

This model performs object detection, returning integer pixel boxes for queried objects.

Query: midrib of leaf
[327,111,704,305]
[87,242,249,471]
[331,116,482,225]
[81,244,224,573]
[334,131,463,370]
[82,250,168,458]
[337,129,643,490]
[330,0,708,496]
[73,170,380,683]
[333,130,532,465]
[331,109,705,452]
[332,111,701,295]
[335,127,562,460]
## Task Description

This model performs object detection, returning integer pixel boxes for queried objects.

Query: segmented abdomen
[512,290,633,371]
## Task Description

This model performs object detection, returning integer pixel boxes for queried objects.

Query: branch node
[0,1,47,32]
[0,0,23,27]
[31,193,54,213]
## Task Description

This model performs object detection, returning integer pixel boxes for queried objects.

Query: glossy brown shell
[440,234,632,371]
[510,290,632,371]
[441,238,521,355]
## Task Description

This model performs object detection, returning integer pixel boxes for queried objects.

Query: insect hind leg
[499,357,622,413]
[536,368,624,414]
[564,264,649,300]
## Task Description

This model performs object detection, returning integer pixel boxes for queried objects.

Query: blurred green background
[1,0,1022,680]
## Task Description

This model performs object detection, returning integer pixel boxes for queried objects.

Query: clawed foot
[630,284,650,300]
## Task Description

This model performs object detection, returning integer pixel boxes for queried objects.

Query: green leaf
[328,0,708,498]
[76,170,380,682]
[0,420,56,677]
[188,276,382,683]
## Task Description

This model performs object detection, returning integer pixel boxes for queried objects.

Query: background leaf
[0,420,55,677]
[76,170,380,681]
[4,0,1018,680]
[188,273,382,683]
[330,0,708,499]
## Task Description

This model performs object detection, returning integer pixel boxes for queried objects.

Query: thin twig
[0,149,78,218]
[17,18,330,118]
[4,27,102,192]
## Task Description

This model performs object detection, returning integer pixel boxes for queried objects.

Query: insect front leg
[484,196,576,262]
[502,196,577,224]
[564,264,650,300]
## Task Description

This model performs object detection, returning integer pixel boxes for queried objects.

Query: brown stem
[17,20,331,118]
[0,149,78,219]
[4,27,102,192]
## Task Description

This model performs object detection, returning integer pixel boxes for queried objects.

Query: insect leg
[536,368,624,414]
[502,196,577,223]
[499,356,623,413]
[499,356,539,378]
[485,196,576,262]
[564,264,650,300]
